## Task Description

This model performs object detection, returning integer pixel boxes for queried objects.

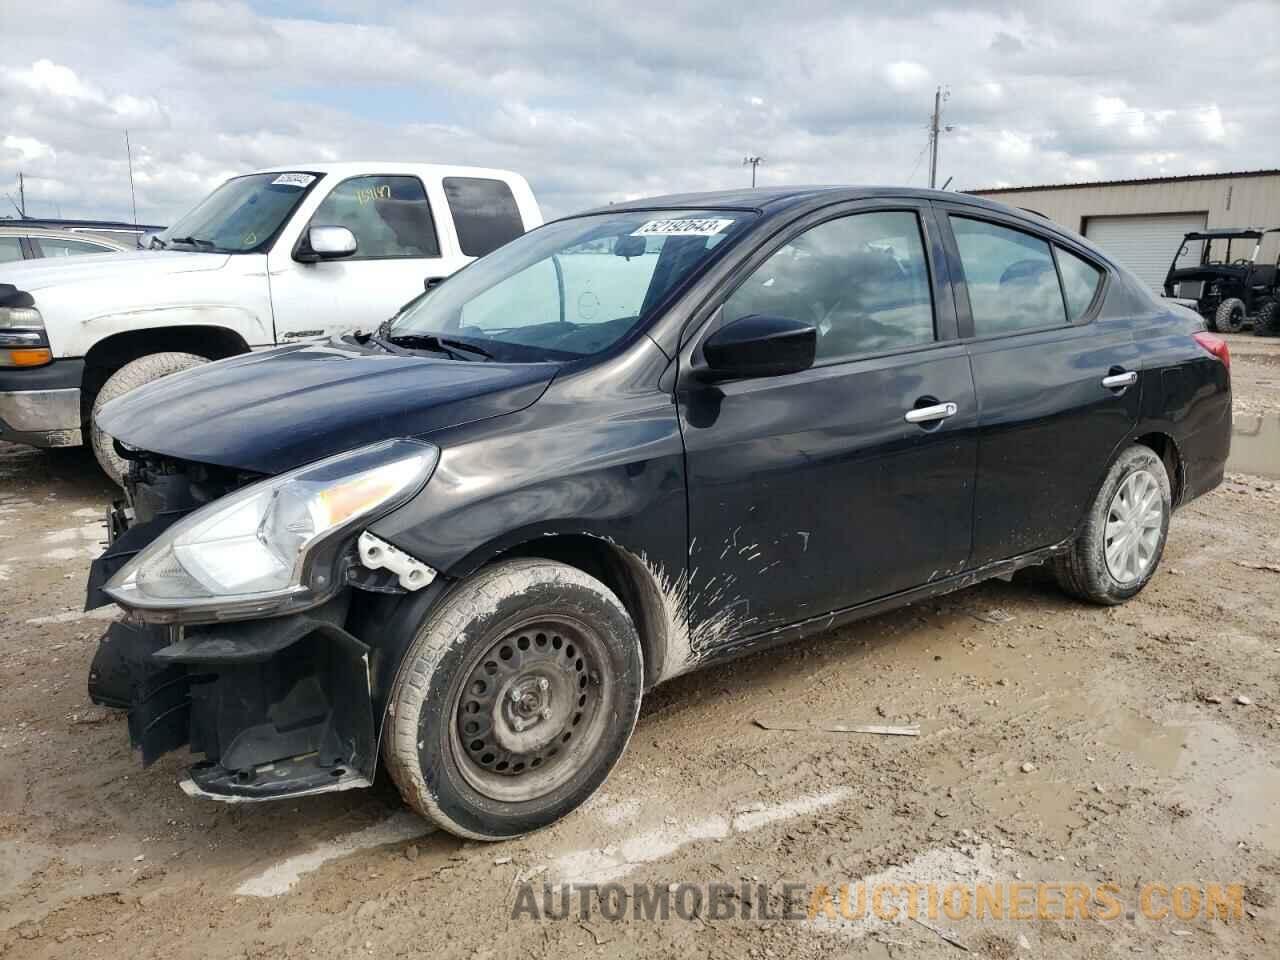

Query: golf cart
[1163,227,1280,335]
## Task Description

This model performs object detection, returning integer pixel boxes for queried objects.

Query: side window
[37,237,114,257]
[723,210,935,361]
[0,237,23,262]
[1055,246,1104,321]
[951,217,1067,335]
[442,177,524,257]
[309,176,440,259]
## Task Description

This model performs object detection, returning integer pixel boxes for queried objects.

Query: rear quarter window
[443,177,524,257]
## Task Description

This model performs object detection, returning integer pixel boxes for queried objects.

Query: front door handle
[904,401,958,424]
[1101,371,1138,390]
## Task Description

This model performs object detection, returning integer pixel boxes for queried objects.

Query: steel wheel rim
[449,614,612,803]
[1104,469,1163,584]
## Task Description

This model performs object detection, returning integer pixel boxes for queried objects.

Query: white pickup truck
[0,162,542,482]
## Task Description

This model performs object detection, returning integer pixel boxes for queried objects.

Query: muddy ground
[2,334,1278,959]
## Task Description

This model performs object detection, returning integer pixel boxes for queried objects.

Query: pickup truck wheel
[384,558,644,841]
[90,352,208,485]
[1054,445,1171,605]
[1213,297,1246,334]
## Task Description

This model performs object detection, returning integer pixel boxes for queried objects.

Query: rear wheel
[1255,299,1280,337]
[1055,445,1172,605]
[90,352,208,485]
[383,558,644,840]
[1214,297,1246,334]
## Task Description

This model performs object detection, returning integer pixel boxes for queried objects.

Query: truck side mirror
[295,226,358,263]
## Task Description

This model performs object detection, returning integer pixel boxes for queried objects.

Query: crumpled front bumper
[86,501,379,801]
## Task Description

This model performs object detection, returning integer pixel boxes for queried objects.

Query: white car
[0,162,542,482]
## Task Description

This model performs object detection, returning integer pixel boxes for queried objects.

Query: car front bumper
[0,359,85,447]
[85,497,441,803]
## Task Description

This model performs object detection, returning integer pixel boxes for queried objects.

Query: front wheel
[1214,297,1247,334]
[383,558,644,840]
[90,352,208,485]
[1054,445,1172,605]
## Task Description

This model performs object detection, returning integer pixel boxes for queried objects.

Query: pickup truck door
[267,173,470,341]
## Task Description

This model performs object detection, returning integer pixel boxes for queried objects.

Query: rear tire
[1055,445,1172,606]
[383,558,644,841]
[90,352,208,485]
[1214,297,1246,334]
[1255,299,1280,337]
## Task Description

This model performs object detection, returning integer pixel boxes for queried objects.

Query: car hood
[96,338,558,475]
[1,249,229,292]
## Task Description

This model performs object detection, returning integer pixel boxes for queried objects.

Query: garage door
[1084,212,1207,290]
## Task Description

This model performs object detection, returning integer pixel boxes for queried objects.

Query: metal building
[968,169,1280,290]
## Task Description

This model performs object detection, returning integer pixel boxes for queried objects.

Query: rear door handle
[904,401,958,424]
[1101,371,1138,390]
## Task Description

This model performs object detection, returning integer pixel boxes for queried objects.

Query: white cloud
[884,61,931,92]
[0,1,1275,224]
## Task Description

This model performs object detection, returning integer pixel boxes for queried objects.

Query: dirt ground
[2,334,1277,959]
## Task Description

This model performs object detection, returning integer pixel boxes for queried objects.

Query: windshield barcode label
[632,218,734,238]
[271,173,316,188]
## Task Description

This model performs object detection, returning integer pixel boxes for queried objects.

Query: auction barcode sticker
[632,218,735,237]
[271,173,316,188]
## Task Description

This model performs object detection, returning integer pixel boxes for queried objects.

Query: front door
[938,207,1142,564]
[678,202,978,639]
[268,174,468,341]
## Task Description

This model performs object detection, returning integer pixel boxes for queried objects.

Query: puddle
[1228,414,1280,479]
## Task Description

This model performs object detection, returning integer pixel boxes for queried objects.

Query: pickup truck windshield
[390,209,756,361]
[152,172,320,253]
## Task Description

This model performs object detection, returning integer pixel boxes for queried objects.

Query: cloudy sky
[2,0,1276,225]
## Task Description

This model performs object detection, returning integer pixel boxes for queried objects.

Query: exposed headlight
[0,305,43,329]
[105,439,438,620]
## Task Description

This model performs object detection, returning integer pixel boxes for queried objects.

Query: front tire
[90,352,208,485]
[384,559,644,841]
[1214,297,1246,334]
[1055,445,1172,605]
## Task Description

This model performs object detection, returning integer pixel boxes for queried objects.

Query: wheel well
[1133,432,1185,506]
[81,326,250,407]
[489,535,671,689]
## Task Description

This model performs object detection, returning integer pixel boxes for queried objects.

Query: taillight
[1192,331,1230,372]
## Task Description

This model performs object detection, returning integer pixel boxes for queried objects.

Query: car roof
[249,162,531,183]
[572,185,1019,217]
[1184,227,1279,240]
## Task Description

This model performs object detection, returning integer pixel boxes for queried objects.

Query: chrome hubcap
[1104,469,1163,584]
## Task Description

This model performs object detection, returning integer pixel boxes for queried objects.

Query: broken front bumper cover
[88,613,377,800]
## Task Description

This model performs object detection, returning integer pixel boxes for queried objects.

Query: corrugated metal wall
[970,173,1280,266]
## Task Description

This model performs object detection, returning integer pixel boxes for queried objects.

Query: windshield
[153,172,320,253]
[390,209,756,361]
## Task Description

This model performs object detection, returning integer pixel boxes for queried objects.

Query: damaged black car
[86,187,1232,840]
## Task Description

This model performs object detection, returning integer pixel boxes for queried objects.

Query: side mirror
[424,276,445,292]
[296,225,358,262]
[698,314,816,381]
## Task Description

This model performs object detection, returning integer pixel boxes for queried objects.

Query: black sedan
[84,187,1231,840]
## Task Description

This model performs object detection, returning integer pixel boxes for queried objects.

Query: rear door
[269,173,468,340]
[937,204,1142,565]
[678,200,977,637]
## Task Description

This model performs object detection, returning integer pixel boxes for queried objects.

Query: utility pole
[927,85,952,189]
[18,172,26,218]
[743,155,763,187]
[125,130,138,226]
